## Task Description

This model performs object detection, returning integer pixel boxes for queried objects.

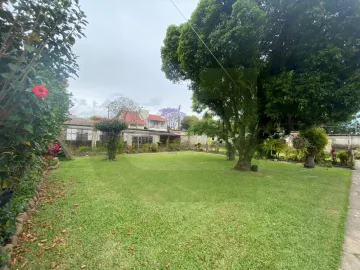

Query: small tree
[293,128,329,168]
[94,120,128,160]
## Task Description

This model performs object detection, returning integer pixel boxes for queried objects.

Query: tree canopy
[161,0,360,170]
[181,115,199,130]
[158,107,186,130]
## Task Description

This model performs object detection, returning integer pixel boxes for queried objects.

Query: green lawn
[15,152,351,269]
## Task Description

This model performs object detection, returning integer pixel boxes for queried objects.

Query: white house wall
[181,135,209,146]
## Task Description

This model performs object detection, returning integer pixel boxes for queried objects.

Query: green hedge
[0,168,41,263]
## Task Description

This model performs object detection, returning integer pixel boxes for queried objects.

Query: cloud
[68,0,199,117]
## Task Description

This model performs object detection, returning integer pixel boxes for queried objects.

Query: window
[133,136,153,145]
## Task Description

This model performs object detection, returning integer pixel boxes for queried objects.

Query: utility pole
[178,105,181,130]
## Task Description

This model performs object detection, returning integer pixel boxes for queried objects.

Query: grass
[15,152,351,270]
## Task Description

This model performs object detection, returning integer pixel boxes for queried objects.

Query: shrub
[301,128,329,156]
[354,149,360,160]
[117,136,126,154]
[315,150,332,164]
[338,151,350,165]
[94,120,128,160]
[1,168,41,249]
[293,136,309,150]
[141,144,150,153]
[262,138,285,158]
[150,143,159,152]
[281,145,296,161]
[78,146,89,153]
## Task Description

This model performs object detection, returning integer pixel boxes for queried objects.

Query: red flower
[32,85,49,98]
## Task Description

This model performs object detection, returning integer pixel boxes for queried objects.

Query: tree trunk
[304,155,315,168]
[234,155,252,171]
[225,142,236,161]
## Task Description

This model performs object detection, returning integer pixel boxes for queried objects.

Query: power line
[168,0,238,86]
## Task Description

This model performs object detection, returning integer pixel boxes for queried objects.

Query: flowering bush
[0,0,87,186]
[48,142,61,157]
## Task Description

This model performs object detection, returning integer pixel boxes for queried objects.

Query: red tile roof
[148,114,166,122]
[123,112,146,126]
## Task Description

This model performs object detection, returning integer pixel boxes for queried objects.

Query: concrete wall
[329,135,360,149]
[181,135,209,146]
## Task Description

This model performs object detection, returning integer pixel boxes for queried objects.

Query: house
[121,109,167,131]
[120,109,178,145]
[62,116,102,147]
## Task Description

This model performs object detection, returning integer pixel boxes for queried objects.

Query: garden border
[0,162,60,270]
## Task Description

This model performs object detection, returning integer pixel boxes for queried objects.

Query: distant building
[62,116,101,147]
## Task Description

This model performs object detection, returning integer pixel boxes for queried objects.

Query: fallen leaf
[61,229,67,234]
[81,265,87,269]
[111,232,116,235]
[72,210,77,215]
[166,263,171,268]
[20,261,28,269]
[40,239,47,243]
[36,251,43,257]
[126,232,132,236]
[12,258,17,265]
[23,247,29,252]
[37,243,43,247]
[51,262,57,269]
[130,247,135,251]
[74,204,79,207]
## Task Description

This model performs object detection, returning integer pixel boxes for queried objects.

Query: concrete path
[340,161,360,270]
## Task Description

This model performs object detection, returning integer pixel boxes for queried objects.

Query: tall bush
[293,128,329,168]
[0,1,87,186]
[94,120,128,160]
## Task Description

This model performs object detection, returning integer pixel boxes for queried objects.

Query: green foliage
[0,0,87,185]
[292,137,310,150]
[263,1,360,130]
[161,0,266,170]
[181,115,200,130]
[315,151,332,164]
[77,146,89,153]
[281,145,296,162]
[262,138,284,157]
[117,137,126,154]
[162,0,360,169]
[338,151,350,165]
[141,144,150,153]
[169,139,181,151]
[94,120,127,160]
[288,150,306,163]
[1,167,41,248]
[94,120,128,134]
[301,128,329,156]
[150,143,159,153]
[354,149,360,160]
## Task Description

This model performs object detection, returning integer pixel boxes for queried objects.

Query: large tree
[181,115,199,130]
[161,0,360,171]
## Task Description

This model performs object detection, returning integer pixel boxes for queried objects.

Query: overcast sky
[69,0,199,117]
